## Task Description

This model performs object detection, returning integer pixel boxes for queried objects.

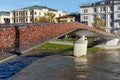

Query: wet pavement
[0,50,120,80]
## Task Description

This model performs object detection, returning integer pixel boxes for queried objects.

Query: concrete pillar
[106,38,119,46]
[73,36,88,57]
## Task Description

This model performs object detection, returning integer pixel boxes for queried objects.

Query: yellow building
[56,13,80,23]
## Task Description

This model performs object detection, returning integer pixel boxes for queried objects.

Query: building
[56,13,80,23]
[10,5,67,23]
[0,11,10,24]
[80,0,120,34]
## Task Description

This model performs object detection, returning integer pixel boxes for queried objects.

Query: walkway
[0,22,116,52]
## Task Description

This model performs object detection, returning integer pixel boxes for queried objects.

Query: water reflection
[74,57,88,80]
[89,51,120,80]
[73,51,120,80]
[105,51,120,63]
[1,51,120,80]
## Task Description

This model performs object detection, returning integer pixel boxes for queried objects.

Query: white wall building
[10,5,67,23]
[0,11,10,24]
[80,0,120,34]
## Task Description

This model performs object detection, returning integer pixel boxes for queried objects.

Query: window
[110,14,113,19]
[16,19,18,23]
[26,18,28,22]
[110,6,112,11]
[30,18,33,22]
[16,13,18,16]
[118,14,120,18]
[101,7,106,12]
[30,11,33,15]
[119,22,120,26]
[94,8,97,12]
[118,6,120,10]
[83,16,88,20]
[26,12,28,15]
[34,12,37,15]
[101,14,106,21]
[110,22,112,26]
[59,14,61,17]
[39,12,41,15]
[94,15,97,18]
[83,9,88,13]
[103,7,106,11]
[44,13,47,15]
[4,18,10,24]
[71,19,74,22]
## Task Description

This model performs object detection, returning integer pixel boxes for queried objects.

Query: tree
[34,12,56,23]
[92,17,105,31]
[44,12,56,22]
[34,16,49,23]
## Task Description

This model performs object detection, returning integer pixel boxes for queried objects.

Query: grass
[88,47,103,52]
[115,48,120,51]
[38,43,73,51]
[38,43,103,51]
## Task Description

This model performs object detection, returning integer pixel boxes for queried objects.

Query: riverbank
[0,40,120,64]
[28,42,104,53]
[95,44,120,50]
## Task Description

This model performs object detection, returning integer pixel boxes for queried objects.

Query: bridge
[0,22,118,57]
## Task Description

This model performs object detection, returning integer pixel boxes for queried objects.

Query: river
[0,50,120,80]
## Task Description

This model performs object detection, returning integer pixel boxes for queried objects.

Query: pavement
[9,55,75,80]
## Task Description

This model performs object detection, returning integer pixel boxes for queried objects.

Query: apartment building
[0,11,10,24]
[10,5,67,23]
[56,13,80,23]
[80,0,120,34]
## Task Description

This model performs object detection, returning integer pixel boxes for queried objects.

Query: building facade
[56,13,80,23]
[80,0,120,34]
[10,5,67,23]
[0,11,10,24]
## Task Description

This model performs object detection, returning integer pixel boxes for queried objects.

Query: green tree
[34,16,49,23]
[92,17,105,31]
[34,12,56,23]
[44,12,56,22]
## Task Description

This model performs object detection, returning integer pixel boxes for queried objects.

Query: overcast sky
[0,0,101,13]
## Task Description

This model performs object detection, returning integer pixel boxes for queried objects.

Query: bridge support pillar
[106,38,119,46]
[73,36,88,57]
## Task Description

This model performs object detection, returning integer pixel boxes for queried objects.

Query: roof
[21,5,58,12]
[56,15,75,19]
[56,13,80,19]
[0,11,10,16]
[80,0,120,7]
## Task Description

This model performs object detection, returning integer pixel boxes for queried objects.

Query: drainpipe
[111,0,115,33]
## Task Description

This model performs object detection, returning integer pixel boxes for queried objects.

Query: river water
[0,50,120,80]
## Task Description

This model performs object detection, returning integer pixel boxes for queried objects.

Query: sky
[0,0,101,13]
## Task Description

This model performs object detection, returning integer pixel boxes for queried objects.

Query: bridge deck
[0,22,117,52]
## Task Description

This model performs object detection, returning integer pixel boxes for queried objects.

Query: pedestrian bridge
[0,22,118,56]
